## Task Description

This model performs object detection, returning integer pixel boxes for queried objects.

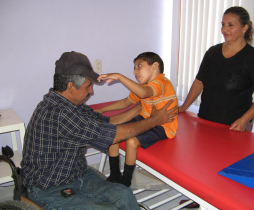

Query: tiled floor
[0,183,14,202]
[96,158,198,210]
[0,159,199,210]
[135,189,193,210]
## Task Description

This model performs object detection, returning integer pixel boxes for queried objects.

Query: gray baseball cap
[55,51,100,83]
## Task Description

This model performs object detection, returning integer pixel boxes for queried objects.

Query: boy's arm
[98,73,153,99]
[95,97,132,114]
[109,103,142,125]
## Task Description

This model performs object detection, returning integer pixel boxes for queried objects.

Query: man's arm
[98,73,153,99]
[112,100,178,144]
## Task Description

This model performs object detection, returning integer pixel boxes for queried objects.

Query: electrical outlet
[94,59,102,73]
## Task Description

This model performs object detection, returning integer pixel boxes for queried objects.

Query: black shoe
[116,176,131,187]
[106,172,122,183]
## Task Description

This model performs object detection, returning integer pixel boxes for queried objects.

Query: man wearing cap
[21,51,177,210]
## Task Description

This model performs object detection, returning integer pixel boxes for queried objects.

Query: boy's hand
[97,73,121,83]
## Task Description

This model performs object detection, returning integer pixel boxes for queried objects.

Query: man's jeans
[27,168,140,210]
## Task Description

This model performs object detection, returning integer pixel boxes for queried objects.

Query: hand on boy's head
[97,73,120,83]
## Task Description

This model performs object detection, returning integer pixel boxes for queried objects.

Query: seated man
[21,51,177,210]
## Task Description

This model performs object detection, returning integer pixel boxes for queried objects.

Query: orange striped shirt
[128,74,178,138]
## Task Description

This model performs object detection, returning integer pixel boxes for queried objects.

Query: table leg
[11,131,17,150]
[18,124,25,150]
[98,153,107,172]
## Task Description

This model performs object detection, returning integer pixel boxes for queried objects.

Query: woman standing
[179,6,254,132]
[179,6,254,208]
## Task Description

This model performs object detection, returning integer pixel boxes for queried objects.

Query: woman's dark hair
[224,6,253,44]
[53,74,86,93]
[134,52,164,73]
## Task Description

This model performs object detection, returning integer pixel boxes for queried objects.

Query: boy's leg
[125,137,141,165]
[107,144,122,182]
[108,143,120,157]
[120,125,166,187]
[120,137,141,187]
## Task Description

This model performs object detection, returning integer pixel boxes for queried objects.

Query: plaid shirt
[21,88,116,190]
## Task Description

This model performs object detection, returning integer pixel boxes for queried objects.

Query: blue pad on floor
[218,153,254,189]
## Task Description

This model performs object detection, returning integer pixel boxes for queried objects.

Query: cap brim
[84,70,101,83]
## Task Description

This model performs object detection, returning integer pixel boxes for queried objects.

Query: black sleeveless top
[196,43,254,125]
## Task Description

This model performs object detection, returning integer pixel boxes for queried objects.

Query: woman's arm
[98,73,153,99]
[179,79,204,112]
[230,103,254,132]
[95,98,132,114]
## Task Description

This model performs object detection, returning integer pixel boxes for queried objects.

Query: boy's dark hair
[134,52,164,73]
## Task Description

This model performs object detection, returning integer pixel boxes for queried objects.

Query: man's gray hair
[53,74,87,92]
[68,75,87,89]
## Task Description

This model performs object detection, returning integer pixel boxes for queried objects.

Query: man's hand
[113,100,178,144]
[150,100,178,126]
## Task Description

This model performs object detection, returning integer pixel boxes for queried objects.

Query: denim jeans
[27,168,140,210]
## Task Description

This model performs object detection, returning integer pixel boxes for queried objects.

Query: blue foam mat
[218,153,254,189]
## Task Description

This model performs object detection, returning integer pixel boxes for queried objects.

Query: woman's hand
[229,118,248,132]
[178,105,185,113]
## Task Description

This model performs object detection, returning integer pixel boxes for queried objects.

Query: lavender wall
[0,0,169,124]
[0,0,176,163]
[1,0,253,163]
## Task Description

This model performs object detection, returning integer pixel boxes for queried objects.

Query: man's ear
[67,82,75,92]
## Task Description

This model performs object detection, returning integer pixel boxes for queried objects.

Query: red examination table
[90,101,254,210]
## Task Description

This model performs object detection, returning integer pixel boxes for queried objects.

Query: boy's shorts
[124,115,167,149]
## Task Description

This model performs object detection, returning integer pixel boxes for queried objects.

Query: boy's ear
[152,62,159,71]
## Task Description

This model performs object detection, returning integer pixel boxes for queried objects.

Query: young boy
[96,52,178,187]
